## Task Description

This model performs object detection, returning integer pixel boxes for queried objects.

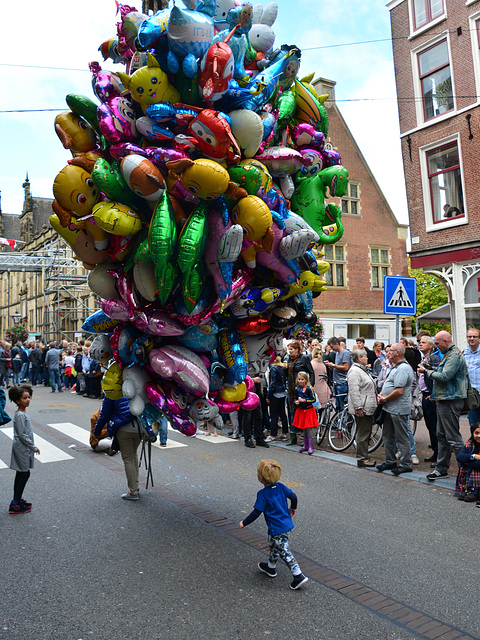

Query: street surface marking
[47,422,91,446]
[195,433,234,444]
[0,427,73,464]
[0,459,7,469]
[152,439,187,450]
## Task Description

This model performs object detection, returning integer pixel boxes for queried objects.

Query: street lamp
[11,310,22,325]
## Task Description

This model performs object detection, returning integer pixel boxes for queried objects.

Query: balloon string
[155,457,219,501]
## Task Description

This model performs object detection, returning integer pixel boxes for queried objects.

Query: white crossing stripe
[47,422,91,446]
[0,428,73,464]
[195,433,233,444]
[0,459,7,469]
[152,438,187,450]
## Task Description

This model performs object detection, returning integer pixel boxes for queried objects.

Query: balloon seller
[50,2,349,442]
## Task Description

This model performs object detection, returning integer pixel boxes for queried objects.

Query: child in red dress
[292,372,318,455]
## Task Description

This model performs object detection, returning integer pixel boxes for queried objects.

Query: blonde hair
[296,371,313,389]
[272,355,285,367]
[312,347,323,359]
[257,459,282,485]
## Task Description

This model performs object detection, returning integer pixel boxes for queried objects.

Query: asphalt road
[0,386,478,640]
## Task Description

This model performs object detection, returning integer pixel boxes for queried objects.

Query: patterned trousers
[268,530,300,574]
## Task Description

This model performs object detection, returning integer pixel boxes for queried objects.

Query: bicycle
[315,393,337,446]
[327,394,357,452]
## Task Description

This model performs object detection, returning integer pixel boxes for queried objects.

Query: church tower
[20,174,34,243]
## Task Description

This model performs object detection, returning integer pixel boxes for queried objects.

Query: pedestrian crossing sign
[383,275,416,315]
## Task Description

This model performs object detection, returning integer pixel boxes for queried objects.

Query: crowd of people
[0,338,104,399]
[223,329,480,506]
[4,327,480,508]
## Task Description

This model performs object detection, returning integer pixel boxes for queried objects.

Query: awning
[417,304,451,322]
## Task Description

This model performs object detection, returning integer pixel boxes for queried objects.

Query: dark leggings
[269,396,288,437]
[13,471,30,502]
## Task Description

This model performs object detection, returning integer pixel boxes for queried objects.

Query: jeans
[12,370,21,386]
[31,364,41,385]
[20,362,28,382]
[383,412,412,469]
[158,416,168,445]
[76,372,85,394]
[333,383,348,411]
[49,368,61,391]
[435,399,464,474]
[422,393,438,456]
[467,405,480,428]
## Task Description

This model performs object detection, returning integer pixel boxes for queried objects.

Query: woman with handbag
[347,349,378,467]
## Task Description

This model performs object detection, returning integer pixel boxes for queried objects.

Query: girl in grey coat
[8,385,39,514]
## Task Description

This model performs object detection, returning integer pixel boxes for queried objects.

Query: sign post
[383,275,417,342]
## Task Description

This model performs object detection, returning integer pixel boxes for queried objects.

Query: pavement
[0,385,479,640]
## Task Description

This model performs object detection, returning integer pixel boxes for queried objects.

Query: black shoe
[290,573,308,590]
[258,562,277,577]
[391,466,412,476]
[256,440,270,448]
[464,493,478,502]
[245,439,255,448]
[426,470,448,481]
[376,462,396,473]
[424,455,437,462]
[9,502,31,514]
[20,498,32,508]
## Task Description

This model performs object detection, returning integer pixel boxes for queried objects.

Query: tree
[409,265,450,335]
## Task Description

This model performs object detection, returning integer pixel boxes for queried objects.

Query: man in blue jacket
[418,331,466,481]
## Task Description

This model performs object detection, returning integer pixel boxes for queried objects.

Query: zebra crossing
[0,422,236,469]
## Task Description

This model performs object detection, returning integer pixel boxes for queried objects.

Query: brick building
[388,0,480,345]
[312,78,409,347]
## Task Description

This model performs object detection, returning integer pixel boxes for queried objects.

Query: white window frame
[408,0,447,38]
[419,133,468,233]
[411,31,455,126]
[469,10,480,102]
[369,246,391,290]
[323,243,347,288]
[340,181,361,216]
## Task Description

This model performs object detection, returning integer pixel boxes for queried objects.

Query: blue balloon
[82,310,122,334]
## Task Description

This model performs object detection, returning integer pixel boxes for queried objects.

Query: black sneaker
[20,499,32,508]
[245,439,255,448]
[290,573,308,590]
[256,440,270,448]
[391,466,412,476]
[258,562,277,577]
[376,462,396,473]
[426,470,448,481]
[9,502,31,514]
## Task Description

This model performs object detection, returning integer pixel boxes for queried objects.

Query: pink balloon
[240,391,260,411]
[101,298,132,321]
[245,375,254,392]
[144,309,185,336]
[149,346,209,395]
[213,398,239,413]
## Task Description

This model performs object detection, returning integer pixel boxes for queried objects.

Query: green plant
[409,265,450,334]
[5,325,29,344]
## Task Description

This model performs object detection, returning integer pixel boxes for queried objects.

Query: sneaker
[391,466,412,476]
[265,436,275,443]
[20,499,32,508]
[411,454,420,465]
[426,470,448,481]
[121,492,139,501]
[290,573,308,590]
[160,443,167,447]
[258,562,277,577]
[256,440,270,448]
[245,439,255,448]
[376,462,397,473]
[9,502,31,514]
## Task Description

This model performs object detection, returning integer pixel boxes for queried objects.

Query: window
[412,0,444,30]
[323,244,347,287]
[370,247,390,289]
[341,182,360,215]
[418,40,453,120]
[426,141,464,223]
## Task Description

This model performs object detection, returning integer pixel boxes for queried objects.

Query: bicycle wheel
[368,423,383,453]
[316,403,334,446]
[328,410,356,451]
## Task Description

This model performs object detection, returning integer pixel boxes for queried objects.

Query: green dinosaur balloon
[291,165,349,244]
[177,201,208,312]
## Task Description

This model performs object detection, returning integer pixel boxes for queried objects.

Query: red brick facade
[389,0,480,266]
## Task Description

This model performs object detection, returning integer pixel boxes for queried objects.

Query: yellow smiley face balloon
[102,361,124,399]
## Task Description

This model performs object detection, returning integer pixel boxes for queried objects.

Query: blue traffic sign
[383,275,417,316]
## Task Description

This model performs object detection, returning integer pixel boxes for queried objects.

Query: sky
[0,0,408,227]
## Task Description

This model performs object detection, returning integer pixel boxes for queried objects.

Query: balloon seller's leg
[116,429,141,494]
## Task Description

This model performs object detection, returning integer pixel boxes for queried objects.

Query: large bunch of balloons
[50,1,349,440]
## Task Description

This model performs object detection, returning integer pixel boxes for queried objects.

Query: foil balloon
[148,191,178,304]
[97,97,138,143]
[122,365,150,416]
[167,2,215,78]
[120,154,166,202]
[54,111,97,155]
[149,345,210,395]
[218,328,248,385]
[205,208,243,299]
[87,262,120,300]
[117,53,181,112]
[89,334,114,364]
[231,195,274,268]
[49,215,109,268]
[198,39,235,106]
[82,309,122,334]
[92,201,143,236]
[102,361,124,400]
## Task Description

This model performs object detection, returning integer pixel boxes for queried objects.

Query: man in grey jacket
[377,343,413,475]
[418,331,466,481]
[44,342,62,393]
